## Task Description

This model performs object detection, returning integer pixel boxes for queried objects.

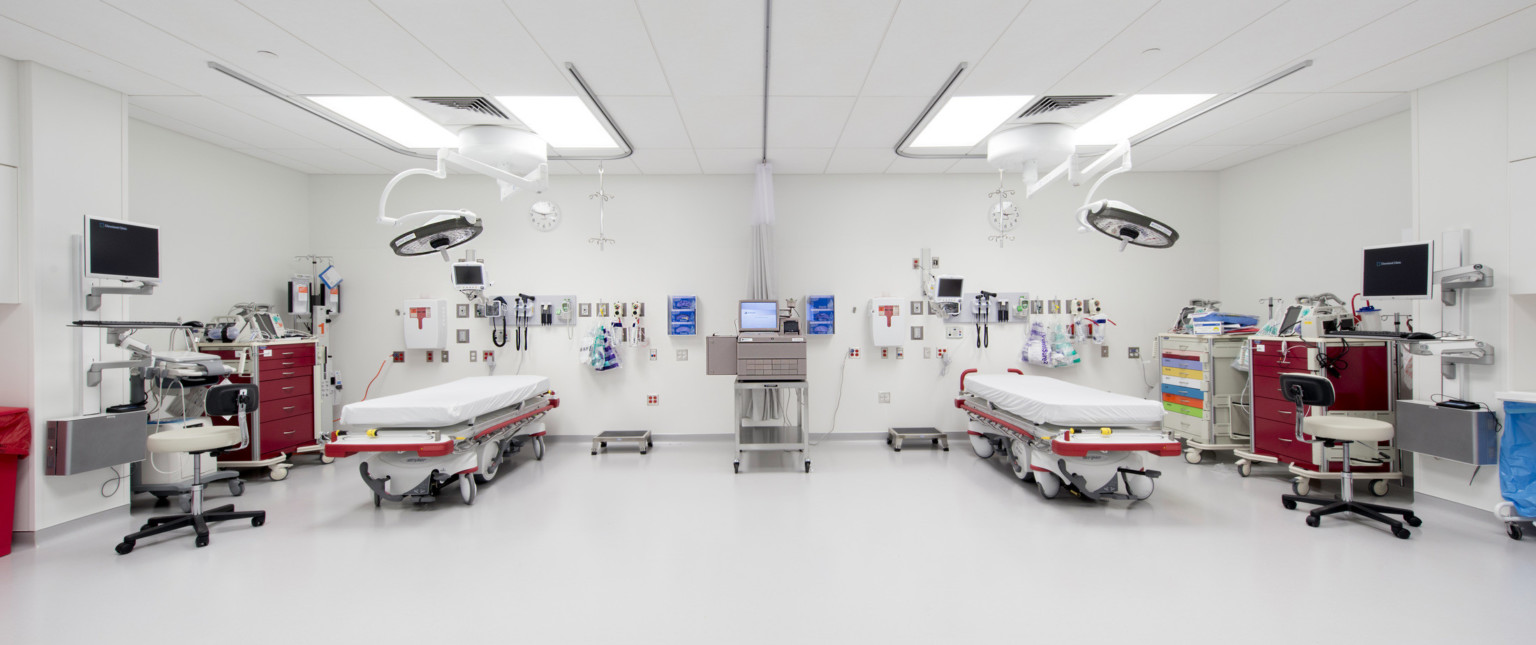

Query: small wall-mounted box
[1396,400,1499,465]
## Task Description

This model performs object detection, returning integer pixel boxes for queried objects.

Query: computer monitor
[1278,305,1303,336]
[84,216,160,284]
[451,262,487,291]
[1362,241,1433,299]
[739,300,779,332]
[935,276,963,299]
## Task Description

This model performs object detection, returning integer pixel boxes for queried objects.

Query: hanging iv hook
[986,169,1017,248]
[588,163,617,250]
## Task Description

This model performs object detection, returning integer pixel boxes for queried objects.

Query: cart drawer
[1160,337,1209,355]
[261,375,313,404]
[262,395,313,423]
[261,413,313,453]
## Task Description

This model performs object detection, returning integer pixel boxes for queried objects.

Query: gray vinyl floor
[1,438,1532,644]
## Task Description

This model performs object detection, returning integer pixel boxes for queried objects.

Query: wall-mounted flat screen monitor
[84,216,160,284]
[1362,241,1433,299]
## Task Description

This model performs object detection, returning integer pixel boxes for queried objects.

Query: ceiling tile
[767,97,855,148]
[1144,0,1414,93]
[544,160,581,175]
[105,0,381,96]
[1132,145,1248,172]
[768,0,898,96]
[1194,144,1291,171]
[629,148,701,174]
[860,0,1027,96]
[885,156,957,174]
[129,106,250,150]
[602,96,694,148]
[336,146,436,174]
[695,149,763,174]
[765,148,833,174]
[130,95,327,148]
[232,147,326,174]
[833,96,926,148]
[264,147,391,173]
[635,0,763,96]
[1048,0,1287,95]
[960,0,1158,95]
[1192,93,1400,145]
[1265,95,1409,146]
[674,96,761,149]
[946,157,997,174]
[239,0,478,96]
[565,158,642,175]
[207,93,383,149]
[372,0,572,96]
[825,148,896,174]
[509,0,674,96]
[1330,4,1536,92]
[1134,93,1307,146]
[0,15,190,95]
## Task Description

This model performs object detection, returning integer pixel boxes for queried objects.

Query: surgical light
[308,96,458,149]
[1077,200,1179,251]
[495,96,617,148]
[390,213,484,258]
[911,96,1033,148]
[1073,94,1214,145]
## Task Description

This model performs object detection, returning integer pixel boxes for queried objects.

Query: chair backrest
[206,384,259,416]
[1279,373,1334,407]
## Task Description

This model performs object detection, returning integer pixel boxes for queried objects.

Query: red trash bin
[0,406,30,558]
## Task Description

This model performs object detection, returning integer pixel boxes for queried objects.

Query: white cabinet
[1511,159,1536,295]
[1511,50,1536,162]
[0,165,15,303]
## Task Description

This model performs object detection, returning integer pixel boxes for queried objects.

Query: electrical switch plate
[392,351,404,363]
[878,392,891,404]
[923,347,932,359]
[1101,346,1109,358]
[441,350,449,363]
[946,327,963,339]
[456,329,470,343]
[911,326,924,340]
[469,350,478,362]
[456,304,470,318]
[649,349,658,361]
[676,349,688,361]
[910,301,924,315]
[579,303,591,317]
[1128,347,1140,359]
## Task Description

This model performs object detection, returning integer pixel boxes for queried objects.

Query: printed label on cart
[1254,343,1264,352]
[263,349,273,357]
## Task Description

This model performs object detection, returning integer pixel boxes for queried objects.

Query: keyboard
[72,320,199,328]
[1325,330,1409,338]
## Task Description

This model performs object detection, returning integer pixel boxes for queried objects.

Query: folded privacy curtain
[748,161,780,419]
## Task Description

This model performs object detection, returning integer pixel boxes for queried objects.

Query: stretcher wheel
[116,540,135,555]
[1008,440,1030,480]
[1369,479,1390,497]
[1127,474,1155,501]
[1305,515,1320,528]
[534,436,546,460]
[228,479,245,496]
[475,458,500,484]
[1405,514,1422,528]
[1509,524,1524,541]
[1291,478,1310,497]
[269,467,288,482]
[1238,461,1252,477]
[459,476,477,505]
[968,434,994,459]
[320,455,336,465]
[1036,473,1062,499]
[1392,526,1411,539]
[1184,449,1202,465]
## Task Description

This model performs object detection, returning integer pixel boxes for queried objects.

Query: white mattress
[340,375,550,428]
[965,374,1163,427]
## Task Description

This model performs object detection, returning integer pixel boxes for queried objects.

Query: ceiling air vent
[1019,95,1112,118]
[412,96,508,120]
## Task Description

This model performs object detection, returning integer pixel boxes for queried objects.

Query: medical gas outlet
[870,297,908,347]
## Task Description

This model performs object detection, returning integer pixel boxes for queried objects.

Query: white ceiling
[0,0,1533,175]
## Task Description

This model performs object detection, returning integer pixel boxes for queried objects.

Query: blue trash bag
[1501,401,1536,517]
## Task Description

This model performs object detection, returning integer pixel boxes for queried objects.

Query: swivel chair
[117,384,266,554]
[1277,373,1421,539]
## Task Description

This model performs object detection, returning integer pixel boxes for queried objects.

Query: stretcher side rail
[955,395,1179,458]
[325,396,559,458]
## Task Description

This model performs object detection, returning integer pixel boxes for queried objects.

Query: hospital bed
[956,369,1179,501]
[324,375,557,506]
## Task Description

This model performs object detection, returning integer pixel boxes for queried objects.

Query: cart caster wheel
[1370,479,1389,497]
[1392,526,1411,540]
[178,496,192,513]
[640,449,647,455]
[1509,524,1524,541]
[733,462,740,474]
[195,534,210,548]
[894,447,901,452]
[320,455,335,465]
[804,461,811,473]
[932,439,939,446]
[152,493,170,506]
[1305,515,1320,528]
[601,442,607,448]
[1184,449,1202,465]
[1022,472,1035,484]
[459,477,477,505]
[534,437,546,461]
[116,540,135,555]
[228,479,245,496]
[1405,514,1422,528]
[1282,499,1297,510]
[252,516,265,527]
[373,494,382,508]
[269,467,288,482]
[886,436,892,445]
[591,450,597,456]
[1036,473,1062,500]
[647,440,653,447]
[1238,461,1252,478]
[1291,478,1310,496]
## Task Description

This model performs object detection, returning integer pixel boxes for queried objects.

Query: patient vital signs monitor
[452,262,487,295]
[1362,241,1433,299]
[739,300,779,332]
[85,216,160,283]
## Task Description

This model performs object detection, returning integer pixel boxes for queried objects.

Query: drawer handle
[284,430,297,435]
[282,387,295,391]
[283,406,297,411]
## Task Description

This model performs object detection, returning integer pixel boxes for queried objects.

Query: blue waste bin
[1501,401,1536,518]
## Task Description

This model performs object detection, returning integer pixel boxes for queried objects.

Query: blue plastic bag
[1501,402,1536,517]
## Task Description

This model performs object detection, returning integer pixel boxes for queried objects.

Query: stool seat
[147,425,240,454]
[1303,415,1393,443]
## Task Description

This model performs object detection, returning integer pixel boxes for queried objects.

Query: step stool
[592,430,652,455]
[887,427,948,452]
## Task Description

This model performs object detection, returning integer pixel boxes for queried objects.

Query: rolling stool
[117,384,266,554]
[1277,373,1421,539]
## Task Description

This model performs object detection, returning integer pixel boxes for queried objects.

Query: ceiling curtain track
[746,0,781,421]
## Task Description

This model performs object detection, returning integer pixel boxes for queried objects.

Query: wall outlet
[946,326,963,339]
[1128,347,1140,359]
[1101,346,1109,358]
[848,348,860,358]
[469,350,478,362]
[441,350,449,363]
[647,395,659,406]
[881,348,889,359]
[878,392,891,404]
[579,302,592,317]
[923,347,932,359]
[676,349,688,361]
[392,351,405,363]
[896,348,904,359]
[910,301,924,315]
[649,349,658,361]
[456,304,470,318]
[937,348,948,359]
[484,350,496,364]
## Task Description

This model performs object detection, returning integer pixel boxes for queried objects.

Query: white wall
[1216,112,1413,318]
[310,170,1220,437]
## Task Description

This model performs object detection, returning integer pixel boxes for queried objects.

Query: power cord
[811,352,851,446]
[101,466,125,497]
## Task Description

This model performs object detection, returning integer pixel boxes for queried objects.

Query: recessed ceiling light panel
[1074,94,1214,145]
[308,96,458,149]
[911,95,1033,148]
[494,96,617,148]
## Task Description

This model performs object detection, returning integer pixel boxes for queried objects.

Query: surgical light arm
[377,148,550,229]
